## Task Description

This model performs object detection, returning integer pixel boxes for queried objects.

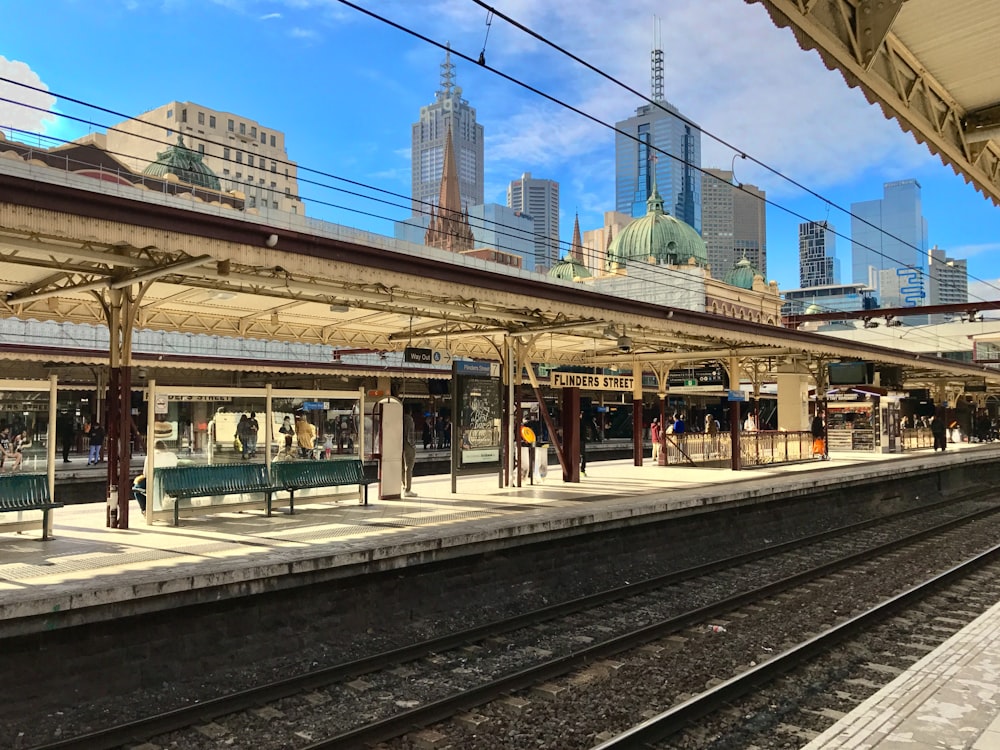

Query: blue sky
[2,0,999,302]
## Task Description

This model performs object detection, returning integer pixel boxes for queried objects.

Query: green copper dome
[549,255,592,281]
[143,135,221,190]
[606,181,707,270]
[723,255,759,290]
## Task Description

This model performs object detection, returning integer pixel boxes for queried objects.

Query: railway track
[25,495,1000,750]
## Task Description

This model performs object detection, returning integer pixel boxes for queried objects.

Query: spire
[438,42,455,98]
[651,16,664,102]
[438,123,462,216]
[425,124,474,253]
[569,213,584,261]
[646,154,664,215]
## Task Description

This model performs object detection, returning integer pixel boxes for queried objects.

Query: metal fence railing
[661,432,731,465]
[739,430,814,468]
[901,427,934,452]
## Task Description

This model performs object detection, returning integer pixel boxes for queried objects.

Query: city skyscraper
[928,245,969,308]
[615,47,701,230]
[102,101,303,215]
[799,221,839,288]
[411,47,484,217]
[850,179,928,308]
[506,172,560,271]
[701,169,766,279]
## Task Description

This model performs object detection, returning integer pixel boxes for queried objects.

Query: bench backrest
[0,474,51,509]
[271,459,365,489]
[157,463,270,497]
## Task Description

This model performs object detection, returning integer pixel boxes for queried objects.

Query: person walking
[87,420,105,465]
[402,404,417,497]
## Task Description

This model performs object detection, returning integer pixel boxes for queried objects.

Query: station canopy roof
[750,0,1000,206]
[0,148,998,392]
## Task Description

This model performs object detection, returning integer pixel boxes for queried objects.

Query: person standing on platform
[87,421,105,465]
[58,411,75,463]
[931,410,947,451]
[673,412,686,435]
[402,404,417,497]
[236,414,251,459]
[295,413,316,459]
[650,418,661,463]
[0,428,14,472]
[247,412,260,458]
[579,411,588,477]
[811,411,827,460]
[279,415,294,455]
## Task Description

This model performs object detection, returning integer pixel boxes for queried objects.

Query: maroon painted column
[561,387,580,482]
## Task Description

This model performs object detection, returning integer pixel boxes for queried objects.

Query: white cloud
[260,12,282,20]
[950,242,1000,259]
[968,279,1000,304]
[289,27,319,39]
[0,57,57,135]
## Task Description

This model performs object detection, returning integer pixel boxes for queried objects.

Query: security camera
[265,234,278,248]
[617,334,633,352]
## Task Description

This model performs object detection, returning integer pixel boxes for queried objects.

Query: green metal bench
[0,474,63,540]
[270,459,378,512]
[156,464,279,526]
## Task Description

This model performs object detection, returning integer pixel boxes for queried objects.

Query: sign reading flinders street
[550,372,635,391]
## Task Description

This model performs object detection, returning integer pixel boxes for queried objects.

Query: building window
[273,201,278,208]
[247,155,254,168]
[292,204,298,214]
[197,112,205,125]
[166,109,173,119]
[236,172,242,179]
[198,144,205,154]
[166,128,173,137]
[259,178,265,185]
[223,147,230,160]
[248,197,256,208]
[270,135,276,147]
[239,122,246,135]
[181,109,187,123]
[228,119,234,132]
[284,168,289,178]
[236,151,243,164]
[270,161,277,173]
[223,168,230,176]
[285,187,290,196]
[210,115,216,128]
[270,181,276,188]
[261,131,267,144]
[250,126,257,138]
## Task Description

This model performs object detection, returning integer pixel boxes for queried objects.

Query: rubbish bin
[533,444,549,482]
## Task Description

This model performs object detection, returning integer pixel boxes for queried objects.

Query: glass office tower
[850,179,928,308]
[615,100,701,232]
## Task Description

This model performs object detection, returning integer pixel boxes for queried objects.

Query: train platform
[1,445,991,632]
[804,597,1000,749]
